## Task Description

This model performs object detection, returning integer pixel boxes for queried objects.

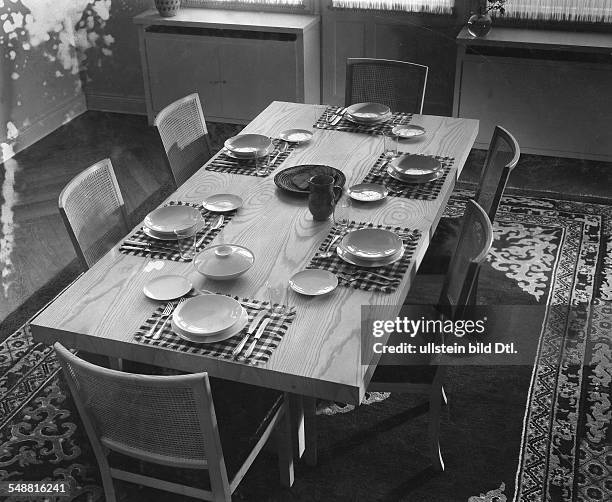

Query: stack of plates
[171,294,249,344]
[345,103,391,126]
[224,134,273,159]
[336,228,404,267]
[143,205,202,240]
[386,154,443,184]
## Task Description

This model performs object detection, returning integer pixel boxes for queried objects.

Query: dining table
[29,101,478,457]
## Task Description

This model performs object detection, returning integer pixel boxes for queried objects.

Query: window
[504,0,612,23]
[331,0,454,14]
[183,0,305,7]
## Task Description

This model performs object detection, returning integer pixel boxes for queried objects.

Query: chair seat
[418,216,463,275]
[108,379,283,487]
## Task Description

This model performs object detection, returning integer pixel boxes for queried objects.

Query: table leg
[303,396,317,466]
[288,393,305,460]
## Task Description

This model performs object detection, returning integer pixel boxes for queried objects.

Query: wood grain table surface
[30,101,478,405]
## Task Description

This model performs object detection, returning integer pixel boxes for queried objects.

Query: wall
[84,0,152,114]
[0,0,121,163]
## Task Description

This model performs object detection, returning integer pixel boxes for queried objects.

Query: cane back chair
[420,125,520,275]
[54,343,294,502]
[59,158,129,270]
[310,200,492,474]
[345,58,429,114]
[154,93,213,188]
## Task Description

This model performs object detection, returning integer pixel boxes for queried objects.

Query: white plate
[144,205,202,234]
[173,294,243,335]
[340,228,403,260]
[193,244,255,280]
[337,245,404,268]
[202,194,243,213]
[386,164,444,184]
[278,129,313,144]
[224,143,274,160]
[142,219,204,241]
[392,124,426,138]
[289,269,338,296]
[345,102,391,123]
[224,134,272,158]
[171,308,248,344]
[347,183,389,202]
[143,275,192,301]
[389,154,441,176]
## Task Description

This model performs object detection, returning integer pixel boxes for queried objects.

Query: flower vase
[155,0,181,17]
[467,13,492,38]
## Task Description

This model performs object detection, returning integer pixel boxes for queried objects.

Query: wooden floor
[0,111,610,330]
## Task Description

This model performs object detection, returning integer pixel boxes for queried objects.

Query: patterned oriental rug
[0,189,610,502]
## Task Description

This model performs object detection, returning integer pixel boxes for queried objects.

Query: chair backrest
[438,200,493,320]
[475,126,520,222]
[154,93,212,188]
[59,158,129,270]
[54,342,224,471]
[345,58,428,114]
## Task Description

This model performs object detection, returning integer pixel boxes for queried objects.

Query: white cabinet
[135,8,321,124]
[453,27,612,161]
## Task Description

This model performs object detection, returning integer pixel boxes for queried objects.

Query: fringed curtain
[331,0,454,14]
[504,0,612,23]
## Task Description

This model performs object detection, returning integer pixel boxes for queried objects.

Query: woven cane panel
[62,161,126,268]
[444,207,488,307]
[349,63,425,114]
[157,96,209,187]
[70,363,208,462]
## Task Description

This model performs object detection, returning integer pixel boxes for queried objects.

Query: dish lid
[144,205,202,234]
[193,244,255,278]
[340,228,403,260]
[172,294,243,335]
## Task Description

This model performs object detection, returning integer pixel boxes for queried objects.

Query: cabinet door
[145,34,223,117]
[219,39,297,121]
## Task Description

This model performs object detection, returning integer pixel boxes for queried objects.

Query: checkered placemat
[362,154,455,201]
[314,106,412,136]
[307,222,421,293]
[119,201,233,262]
[134,295,297,366]
[205,139,296,177]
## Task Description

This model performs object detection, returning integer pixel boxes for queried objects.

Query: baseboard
[2,94,87,163]
[85,92,147,115]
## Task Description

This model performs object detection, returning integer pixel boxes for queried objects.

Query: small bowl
[193,244,255,281]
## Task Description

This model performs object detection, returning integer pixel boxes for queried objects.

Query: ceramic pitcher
[308,174,342,221]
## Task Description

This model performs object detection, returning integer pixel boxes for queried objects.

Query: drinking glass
[174,214,202,260]
[255,151,272,176]
[333,195,353,232]
[383,132,398,158]
[266,280,289,315]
